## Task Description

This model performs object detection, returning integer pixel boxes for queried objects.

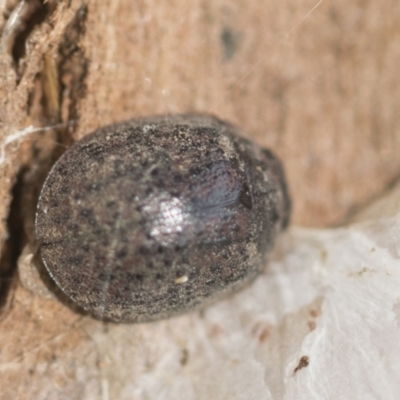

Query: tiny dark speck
[221,27,238,61]
[180,348,189,366]
[294,356,309,374]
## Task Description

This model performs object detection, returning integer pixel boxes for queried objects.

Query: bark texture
[0,0,399,398]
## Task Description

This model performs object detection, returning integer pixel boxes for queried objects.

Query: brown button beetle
[35,114,291,322]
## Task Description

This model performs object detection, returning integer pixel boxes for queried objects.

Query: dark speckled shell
[35,114,291,322]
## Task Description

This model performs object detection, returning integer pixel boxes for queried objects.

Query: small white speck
[143,124,154,133]
[175,275,188,284]
[44,207,48,214]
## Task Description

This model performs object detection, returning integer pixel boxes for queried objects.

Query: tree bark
[0,0,399,398]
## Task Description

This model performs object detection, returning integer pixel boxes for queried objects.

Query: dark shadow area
[11,0,55,65]
[57,4,88,145]
[0,168,27,310]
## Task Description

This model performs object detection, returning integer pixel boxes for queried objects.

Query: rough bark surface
[0,0,399,399]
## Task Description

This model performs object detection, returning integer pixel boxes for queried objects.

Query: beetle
[35,114,291,322]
